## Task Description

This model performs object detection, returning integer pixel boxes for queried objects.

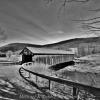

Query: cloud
[56,30,65,34]
[0,0,99,45]
[0,26,7,42]
[49,30,65,35]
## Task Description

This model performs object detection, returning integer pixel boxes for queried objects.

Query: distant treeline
[78,43,100,57]
[0,54,6,57]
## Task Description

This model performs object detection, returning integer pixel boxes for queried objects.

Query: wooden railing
[19,67,100,100]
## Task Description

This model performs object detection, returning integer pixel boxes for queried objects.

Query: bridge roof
[21,47,75,55]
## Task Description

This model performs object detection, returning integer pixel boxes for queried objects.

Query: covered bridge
[20,47,75,65]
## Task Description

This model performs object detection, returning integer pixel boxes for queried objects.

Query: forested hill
[0,37,100,52]
[43,37,100,50]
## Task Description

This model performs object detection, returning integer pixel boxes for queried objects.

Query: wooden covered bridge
[20,47,75,65]
[18,47,100,100]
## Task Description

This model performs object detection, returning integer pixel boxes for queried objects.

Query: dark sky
[0,0,99,45]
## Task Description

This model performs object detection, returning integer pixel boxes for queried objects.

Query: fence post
[48,80,51,90]
[29,73,31,78]
[73,87,77,100]
[36,75,38,83]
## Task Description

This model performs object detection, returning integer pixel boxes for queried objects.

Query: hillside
[0,43,43,52]
[43,37,100,50]
[0,37,100,52]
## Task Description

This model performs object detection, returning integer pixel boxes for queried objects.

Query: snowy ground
[57,54,100,89]
[0,55,100,100]
[0,63,71,100]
